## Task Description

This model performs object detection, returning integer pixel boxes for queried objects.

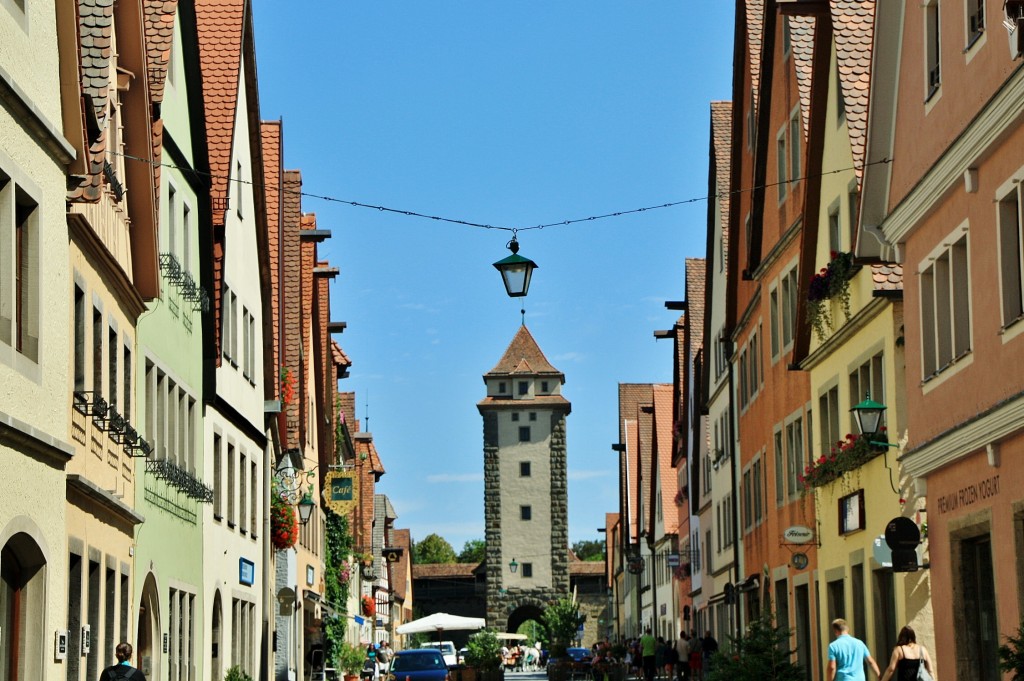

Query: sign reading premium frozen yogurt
[936,474,1000,514]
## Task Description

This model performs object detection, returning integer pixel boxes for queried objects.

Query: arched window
[0,532,47,680]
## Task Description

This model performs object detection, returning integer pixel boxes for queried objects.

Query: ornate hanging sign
[324,471,358,514]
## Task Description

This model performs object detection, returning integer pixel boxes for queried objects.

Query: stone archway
[506,600,545,635]
[137,573,160,680]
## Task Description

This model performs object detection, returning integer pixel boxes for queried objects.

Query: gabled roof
[485,326,563,379]
[790,15,817,138]
[651,384,677,535]
[331,340,351,368]
[746,0,766,107]
[261,120,282,389]
[830,0,875,181]
[710,101,732,260]
[194,0,244,215]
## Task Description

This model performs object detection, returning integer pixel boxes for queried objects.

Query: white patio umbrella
[396,612,486,660]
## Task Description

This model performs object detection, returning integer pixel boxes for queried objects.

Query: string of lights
[110,150,891,233]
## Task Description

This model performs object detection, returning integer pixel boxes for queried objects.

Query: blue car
[388,649,450,681]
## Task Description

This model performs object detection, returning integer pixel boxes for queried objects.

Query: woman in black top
[880,625,934,681]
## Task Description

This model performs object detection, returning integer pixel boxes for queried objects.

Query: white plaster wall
[215,64,265,426]
[498,408,554,587]
[160,11,195,170]
[0,0,63,126]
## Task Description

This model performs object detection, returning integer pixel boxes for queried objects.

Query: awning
[736,575,760,592]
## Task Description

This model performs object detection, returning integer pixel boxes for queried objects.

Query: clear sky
[253,2,735,552]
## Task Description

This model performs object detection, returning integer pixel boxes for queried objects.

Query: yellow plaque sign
[323,471,358,514]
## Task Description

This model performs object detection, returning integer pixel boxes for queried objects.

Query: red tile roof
[144,0,177,104]
[746,0,766,108]
[830,0,875,180]
[652,384,677,534]
[412,563,480,579]
[710,101,732,259]
[331,340,351,368]
[870,264,903,291]
[261,121,282,388]
[789,15,817,139]
[486,326,563,379]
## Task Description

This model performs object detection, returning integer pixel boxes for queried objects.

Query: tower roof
[485,326,564,381]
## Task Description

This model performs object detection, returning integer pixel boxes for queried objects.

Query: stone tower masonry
[478,326,571,630]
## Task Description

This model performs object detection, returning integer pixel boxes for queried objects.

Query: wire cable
[109,150,891,233]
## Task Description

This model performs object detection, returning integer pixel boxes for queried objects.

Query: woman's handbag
[917,663,934,681]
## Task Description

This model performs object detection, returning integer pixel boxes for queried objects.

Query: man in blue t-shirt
[827,619,880,681]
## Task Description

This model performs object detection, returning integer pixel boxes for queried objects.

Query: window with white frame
[781,267,799,350]
[777,126,788,202]
[782,15,791,57]
[242,307,251,379]
[739,346,749,410]
[998,179,1023,327]
[848,352,885,435]
[786,416,804,499]
[774,429,785,505]
[848,184,860,249]
[920,229,971,378]
[925,0,941,99]
[0,171,40,362]
[753,456,763,525]
[770,287,780,358]
[819,385,841,455]
[828,200,842,254]
[742,466,753,531]
[966,0,985,46]
[836,61,846,121]
[789,107,802,187]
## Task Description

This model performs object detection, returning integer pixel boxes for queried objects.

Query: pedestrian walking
[687,632,702,681]
[827,619,881,681]
[879,626,933,681]
[99,642,147,681]
[700,632,718,678]
[674,632,690,681]
[640,627,657,681]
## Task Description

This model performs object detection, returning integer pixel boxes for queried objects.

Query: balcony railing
[146,459,214,503]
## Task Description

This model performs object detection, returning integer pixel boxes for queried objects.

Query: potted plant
[542,596,582,681]
[224,666,254,681]
[806,250,856,341]
[339,642,367,681]
[361,594,376,617]
[270,485,298,550]
[464,629,504,681]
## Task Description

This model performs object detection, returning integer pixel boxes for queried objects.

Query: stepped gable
[710,101,732,257]
[789,15,817,138]
[485,325,564,379]
[831,0,875,181]
[69,0,116,202]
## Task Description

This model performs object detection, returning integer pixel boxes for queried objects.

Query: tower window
[520,462,531,477]
[541,381,549,392]
[498,382,507,394]
[522,563,533,578]
[511,413,520,422]
[518,381,529,395]
[529,412,537,422]
[520,505,532,521]
[518,427,531,442]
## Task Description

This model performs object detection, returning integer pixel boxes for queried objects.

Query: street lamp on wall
[509,558,519,574]
[850,392,887,441]
[493,235,537,298]
[297,492,316,526]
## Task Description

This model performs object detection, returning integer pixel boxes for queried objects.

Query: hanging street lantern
[850,392,888,441]
[297,492,316,526]
[509,558,519,574]
[493,234,537,298]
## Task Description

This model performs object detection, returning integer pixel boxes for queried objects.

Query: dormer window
[541,381,549,392]
[517,381,529,396]
[498,381,507,394]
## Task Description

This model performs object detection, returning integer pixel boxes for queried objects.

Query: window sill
[227,521,236,529]
[214,514,223,522]
[920,349,973,395]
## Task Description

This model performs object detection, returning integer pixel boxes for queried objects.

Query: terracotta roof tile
[710,101,732,259]
[830,0,875,180]
[685,259,706,352]
[194,0,244,218]
[390,528,412,600]
[652,384,677,533]
[331,340,351,368]
[486,326,563,379]
[638,404,654,536]
[870,263,903,291]
[144,0,178,104]
[412,563,480,579]
[746,0,766,107]
[569,561,605,576]
[789,16,816,139]
[619,383,652,542]
[477,395,571,408]
[261,121,282,385]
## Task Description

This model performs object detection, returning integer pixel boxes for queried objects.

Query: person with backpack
[99,642,146,681]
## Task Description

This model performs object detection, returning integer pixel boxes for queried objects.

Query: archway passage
[1,532,47,681]
[137,573,160,680]
[211,591,223,681]
[507,603,544,636]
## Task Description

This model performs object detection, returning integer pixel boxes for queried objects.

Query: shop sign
[324,471,358,514]
[783,525,815,544]
[936,474,1000,514]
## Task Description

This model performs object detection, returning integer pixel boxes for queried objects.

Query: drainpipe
[724,338,742,643]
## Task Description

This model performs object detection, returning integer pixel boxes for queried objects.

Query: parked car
[388,649,450,681]
[418,641,458,668]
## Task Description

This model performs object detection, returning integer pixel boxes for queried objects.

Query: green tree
[542,596,582,657]
[572,539,606,562]
[413,533,457,564]
[707,608,803,681]
[458,539,486,563]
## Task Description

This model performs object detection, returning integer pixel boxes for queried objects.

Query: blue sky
[253,3,735,551]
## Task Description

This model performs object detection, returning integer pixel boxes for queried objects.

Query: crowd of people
[584,628,719,681]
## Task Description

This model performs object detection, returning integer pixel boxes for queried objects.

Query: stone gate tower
[478,326,571,631]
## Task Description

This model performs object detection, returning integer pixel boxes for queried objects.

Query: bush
[542,595,581,657]
[999,619,1024,680]
[465,629,503,671]
[224,666,254,681]
[338,641,368,675]
[706,609,802,681]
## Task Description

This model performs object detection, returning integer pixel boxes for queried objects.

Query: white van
[419,641,458,667]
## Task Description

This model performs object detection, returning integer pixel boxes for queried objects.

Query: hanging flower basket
[798,433,885,491]
[361,594,375,617]
[337,561,352,585]
[807,251,856,341]
[271,491,298,550]
[280,367,297,407]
